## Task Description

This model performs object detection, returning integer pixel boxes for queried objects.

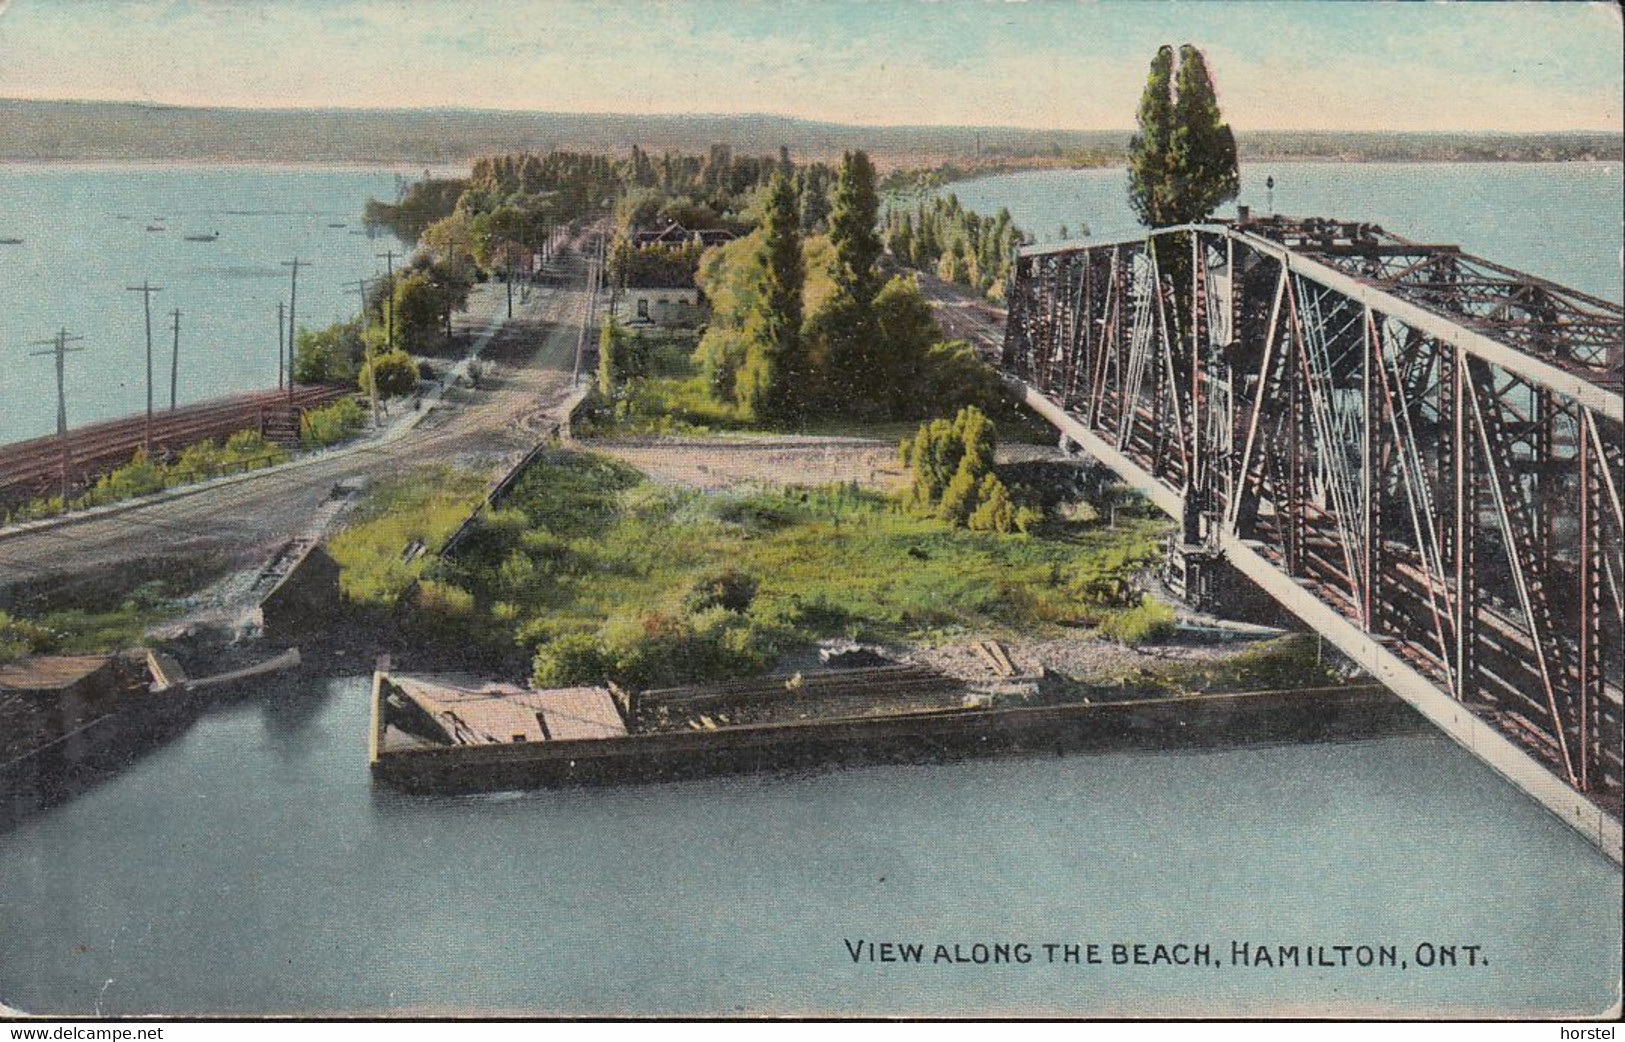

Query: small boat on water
[146,224,166,232]
[0,237,22,245]
[327,221,347,228]
[184,231,221,242]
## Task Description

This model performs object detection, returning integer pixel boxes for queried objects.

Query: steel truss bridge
[1001,216,1623,860]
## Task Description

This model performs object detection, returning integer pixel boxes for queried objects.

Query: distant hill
[2,99,1619,168]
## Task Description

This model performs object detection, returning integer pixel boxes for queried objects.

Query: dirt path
[587,433,1067,492]
[588,434,908,491]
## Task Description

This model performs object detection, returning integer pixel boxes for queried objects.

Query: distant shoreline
[3,99,1617,170]
[3,156,1619,175]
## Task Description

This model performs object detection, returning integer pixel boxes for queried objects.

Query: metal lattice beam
[1004,216,1624,859]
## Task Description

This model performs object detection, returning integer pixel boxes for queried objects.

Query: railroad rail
[0,385,348,509]
[1002,215,1623,857]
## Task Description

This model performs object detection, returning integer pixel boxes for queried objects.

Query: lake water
[3,162,1620,447]
[939,162,1625,303]
[1,162,1621,1017]
[0,166,411,445]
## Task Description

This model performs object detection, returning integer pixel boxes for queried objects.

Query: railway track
[0,385,348,508]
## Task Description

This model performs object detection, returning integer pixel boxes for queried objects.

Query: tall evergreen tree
[805,150,887,415]
[828,150,883,311]
[1127,45,1177,228]
[1169,45,1240,225]
[798,166,831,232]
[744,171,806,422]
[1127,44,1239,228]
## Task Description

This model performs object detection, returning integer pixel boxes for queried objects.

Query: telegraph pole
[347,277,382,429]
[26,328,87,511]
[281,258,306,405]
[126,281,164,453]
[169,308,182,410]
[277,301,286,388]
[505,242,514,319]
[376,249,397,350]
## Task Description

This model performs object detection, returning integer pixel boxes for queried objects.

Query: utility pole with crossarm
[169,308,182,411]
[281,258,307,407]
[347,277,382,430]
[126,280,164,453]
[26,328,87,512]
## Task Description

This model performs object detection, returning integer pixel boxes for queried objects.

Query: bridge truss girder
[1004,219,1623,819]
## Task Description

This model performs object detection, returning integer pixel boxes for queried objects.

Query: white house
[622,286,702,328]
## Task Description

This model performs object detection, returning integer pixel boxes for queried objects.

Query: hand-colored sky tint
[0,0,1619,132]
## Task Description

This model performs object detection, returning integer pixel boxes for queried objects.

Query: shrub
[593,606,787,691]
[967,473,1017,533]
[361,349,419,399]
[300,398,367,449]
[223,429,282,460]
[917,340,1008,416]
[0,610,56,665]
[86,450,166,502]
[495,550,539,600]
[416,579,474,617]
[532,632,615,688]
[683,569,759,614]
[1097,596,1177,644]
[937,463,979,525]
[904,405,1016,530]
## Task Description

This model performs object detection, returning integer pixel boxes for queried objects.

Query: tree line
[884,194,1022,303]
[663,149,1007,426]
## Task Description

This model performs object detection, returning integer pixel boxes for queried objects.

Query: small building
[629,222,735,249]
[259,543,341,642]
[621,286,702,328]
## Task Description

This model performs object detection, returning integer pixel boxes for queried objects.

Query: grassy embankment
[327,448,1191,690]
[3,402,367,526]
[325,466,490,608]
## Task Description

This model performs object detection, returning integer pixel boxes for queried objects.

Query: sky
[0,0,1620,132]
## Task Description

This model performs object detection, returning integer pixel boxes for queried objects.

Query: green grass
[4,429,290,525]
[325,465,488,605]
[0,581,184,664]
[1059,634,1344,701]
[402,447,1171,688]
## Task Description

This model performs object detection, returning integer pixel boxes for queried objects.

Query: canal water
[2,161,1621,1016]
[0,676,1618,1017]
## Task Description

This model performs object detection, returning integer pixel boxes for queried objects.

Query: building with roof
[629,222,735,248]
